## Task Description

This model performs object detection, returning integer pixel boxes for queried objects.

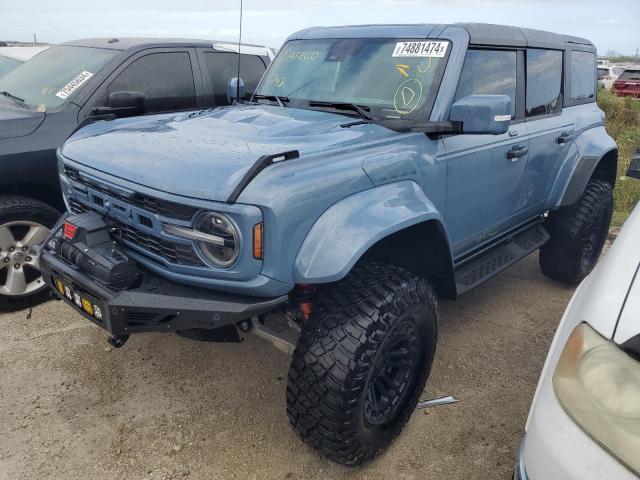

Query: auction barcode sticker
[55,71,94,100]
[392,41,448,58]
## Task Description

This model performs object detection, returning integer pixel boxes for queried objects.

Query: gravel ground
[0,253,576,480]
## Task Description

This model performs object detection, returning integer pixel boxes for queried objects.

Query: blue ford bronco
[39,23,617,465]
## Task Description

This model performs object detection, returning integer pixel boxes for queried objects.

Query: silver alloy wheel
[0,221,49,296]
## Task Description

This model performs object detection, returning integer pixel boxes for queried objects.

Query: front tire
[540,179,613,284]
[286,262,438,466]
[0,196,60,312]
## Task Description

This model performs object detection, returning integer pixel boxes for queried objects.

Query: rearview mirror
[93,91,145,118]
[627,149,640,180]
[227,77,245,104]
[450,94,512,135]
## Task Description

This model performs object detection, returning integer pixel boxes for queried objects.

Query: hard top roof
[288,23,595,51]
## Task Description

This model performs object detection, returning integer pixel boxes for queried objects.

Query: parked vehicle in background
[597,65,624,89]
[40,23,616,466]
[613,68,640,97]
[0,45,49,77]
[514,157,640,480]
[0,38,272,311]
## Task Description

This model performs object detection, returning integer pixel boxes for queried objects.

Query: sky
[1,0,638,56]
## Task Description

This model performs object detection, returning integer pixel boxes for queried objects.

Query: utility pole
[33,34,37,46]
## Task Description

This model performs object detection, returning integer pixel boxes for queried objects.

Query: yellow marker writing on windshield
[395,64,411,77]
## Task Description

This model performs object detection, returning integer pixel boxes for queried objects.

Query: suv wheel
[0,196,60,312]
[286,262,438,466]
[540,179,613,285]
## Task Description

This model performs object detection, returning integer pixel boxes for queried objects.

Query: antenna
[236,0,243,103]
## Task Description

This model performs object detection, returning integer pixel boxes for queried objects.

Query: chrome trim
[164,224,227,246]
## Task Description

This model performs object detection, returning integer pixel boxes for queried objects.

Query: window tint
[526,49,562,117]
[203,52,266,105]
[570,51,596,101]
[108,52,196,113]
[454,49,517,116]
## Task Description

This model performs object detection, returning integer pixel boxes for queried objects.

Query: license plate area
[52,274,106,323]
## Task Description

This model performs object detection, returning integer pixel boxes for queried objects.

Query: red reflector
[63,222,78,239]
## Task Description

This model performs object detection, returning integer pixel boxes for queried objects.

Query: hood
[0,96,45,139]
[61,104,396,202]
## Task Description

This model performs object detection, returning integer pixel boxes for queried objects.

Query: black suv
[0,37,272,310]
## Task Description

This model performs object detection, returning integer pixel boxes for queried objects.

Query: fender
[551,125,617,207]
[293,180,452,284]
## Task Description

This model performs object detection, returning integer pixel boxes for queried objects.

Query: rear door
[443,47,528,256]
[196,50,268,107]
[521,48,571,218]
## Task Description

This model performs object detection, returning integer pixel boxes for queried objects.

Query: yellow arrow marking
[395,64,410,77]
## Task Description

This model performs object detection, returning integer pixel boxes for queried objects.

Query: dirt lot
[0,253,575,480]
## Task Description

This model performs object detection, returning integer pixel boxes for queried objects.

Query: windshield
[255,38,450,126]
[597,68,609,79]
[0,45,118,111]
[0,56,22,78]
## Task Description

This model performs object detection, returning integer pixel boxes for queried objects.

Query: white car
[516,162,640,479]
[598,65,626,89]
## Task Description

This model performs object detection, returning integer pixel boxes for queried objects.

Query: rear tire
[539,179,613,284]
[0,196,60,312]
[286,262,438,466]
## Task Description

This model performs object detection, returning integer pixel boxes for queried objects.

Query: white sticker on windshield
[392,41,448,58]
[55,71,94,99]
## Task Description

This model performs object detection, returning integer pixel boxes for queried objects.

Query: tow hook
[107,334,129,348]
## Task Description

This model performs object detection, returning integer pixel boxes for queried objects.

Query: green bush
[597,88,640,224]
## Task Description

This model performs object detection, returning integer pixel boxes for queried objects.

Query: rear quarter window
[570,51,596,102]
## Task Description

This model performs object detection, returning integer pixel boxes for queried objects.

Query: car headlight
[164,212,240,268]
[195,212,239,267]
[553,323,640,475]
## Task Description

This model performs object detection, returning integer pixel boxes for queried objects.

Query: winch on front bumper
[38,213,287,339]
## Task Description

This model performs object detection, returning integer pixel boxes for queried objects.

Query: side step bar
[454,225,549,295]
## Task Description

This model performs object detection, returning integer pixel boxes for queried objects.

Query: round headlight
[195,212,239,267]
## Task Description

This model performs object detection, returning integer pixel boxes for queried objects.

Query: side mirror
[627,149,640,180]
[227,77,245,104]
[450,94,512,135]
[94,91,145,117]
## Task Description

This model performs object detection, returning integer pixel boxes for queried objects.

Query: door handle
[556,132,573,144]
[506,145,528,161]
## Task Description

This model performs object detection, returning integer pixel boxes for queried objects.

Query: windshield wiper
[0,91,27,108]
[252,94,290,107]
[308,101,372,121]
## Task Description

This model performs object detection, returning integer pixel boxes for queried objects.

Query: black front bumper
[39,248,288,336]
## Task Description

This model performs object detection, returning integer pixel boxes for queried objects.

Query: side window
[108,52,196,113]
[526,49,563,117]
[570,51,596,101]
[454,49,517,117]
[203,52,267,105]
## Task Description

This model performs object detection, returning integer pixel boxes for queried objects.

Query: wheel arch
[558,147,618,207]
[0,182,64,212]
[293,181,456,299]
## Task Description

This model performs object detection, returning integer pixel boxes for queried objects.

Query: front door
[443,48,528,257]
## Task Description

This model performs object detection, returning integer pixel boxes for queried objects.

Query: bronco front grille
[65,166,199,221]
[68,197,205,268]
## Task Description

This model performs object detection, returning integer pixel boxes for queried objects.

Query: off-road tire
[0,196,60,312]
[286,262,438,466]
[539,179,613,284]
